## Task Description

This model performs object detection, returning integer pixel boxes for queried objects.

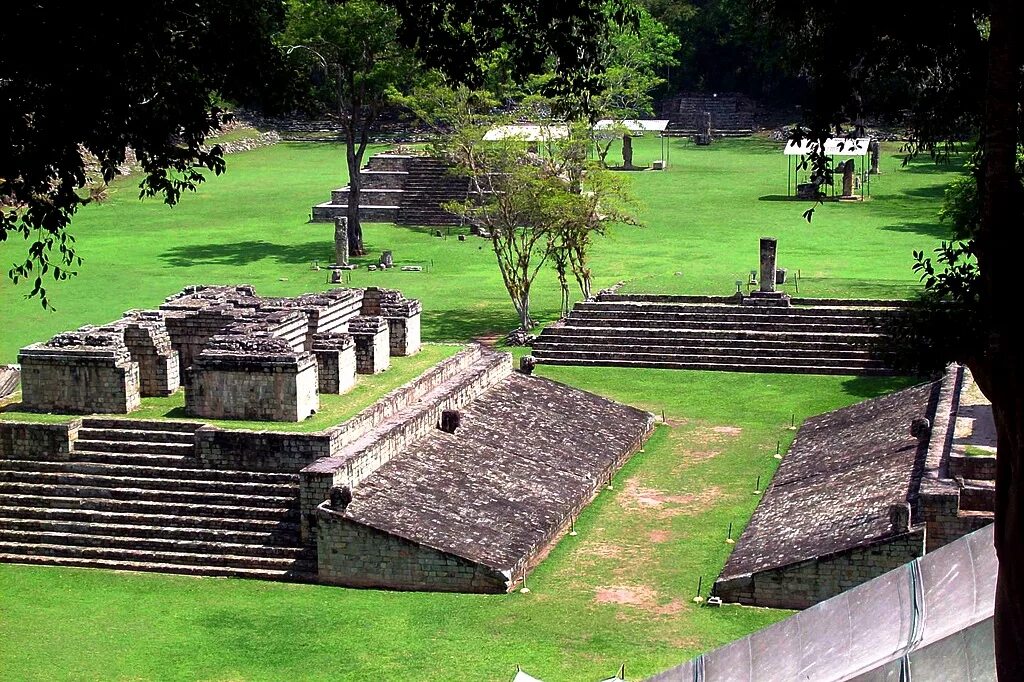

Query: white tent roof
[784,137,871,156]
[483,125,570,142]
[594,119,670,133]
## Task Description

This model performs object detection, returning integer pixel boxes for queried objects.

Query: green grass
[0,136,957,680]
[0,344,458,432]
[0,137,964,363]
[0,367,915,681]
[964,445,996,458]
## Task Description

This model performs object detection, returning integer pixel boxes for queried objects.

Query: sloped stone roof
[720,380,938,580]
[343,373,654,570]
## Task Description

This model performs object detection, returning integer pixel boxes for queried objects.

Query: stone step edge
[0,469,297,494]
[0,505,299,531]
[0,541,309,568]
[0,554,316,582]
[0,458,297,483]
[0,529,309,556]
[0,483,297,506]
[535,357,893,375]
[0,516,297,543]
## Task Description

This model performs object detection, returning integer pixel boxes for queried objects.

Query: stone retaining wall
[194,427,332,473]
[714,530,925,610]
[315,507,509,592]
[0,421,79,462]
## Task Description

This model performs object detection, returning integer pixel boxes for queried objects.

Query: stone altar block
[349,316,391,374]
[312,332,357,394]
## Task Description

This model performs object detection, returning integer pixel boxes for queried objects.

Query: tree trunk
[346,146,365,256]
[974,0,1023,677]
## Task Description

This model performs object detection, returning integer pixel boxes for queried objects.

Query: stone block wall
[315,506,509,592]
[387,314,421,357]
[360,288,422,357]
[949,453,997,480]
[919,480,993,551]
[194,426,332,473]
[311,333,356,394]
[0,421,79,461]
[350,316,390,374]
[19,332,141,414]
[121,318,180,396]
[714,530,926,610]
[185,335,319,422]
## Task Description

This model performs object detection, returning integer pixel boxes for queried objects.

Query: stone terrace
[714,380,938,609]
[324,372,653,591]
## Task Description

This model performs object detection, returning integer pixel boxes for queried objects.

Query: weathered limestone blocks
[260,289,364,345]
[116,312,180,396]
[360,287,422,356]
[349,316,391,374]
[0,420,80,461]
[184,334,319,422]
[19,331,141,414]
[311,332,357,394]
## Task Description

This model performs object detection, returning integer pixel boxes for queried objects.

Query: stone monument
[744,237,790,306]
[694,112,713,146]
[841,159,856,198]
[334,216,349,268]
[622,134,634,169]
[869,139,881,174]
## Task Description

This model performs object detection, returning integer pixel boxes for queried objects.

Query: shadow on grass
[902,184,949,200]
[160,240,333,268]
[879,221,952,239]
[421,304,562,343]
[840,374,923,399]
[758,195,802,202]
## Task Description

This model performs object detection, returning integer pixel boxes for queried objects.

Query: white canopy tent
[784,137,872,198]
[483,124,570,142]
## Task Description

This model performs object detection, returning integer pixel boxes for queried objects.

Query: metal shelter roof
[483,125,570,142]
[784,137,871,156]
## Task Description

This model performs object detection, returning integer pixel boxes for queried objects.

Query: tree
[283,0,417,257]
[0,2,291,307]
[752,0,1023,674]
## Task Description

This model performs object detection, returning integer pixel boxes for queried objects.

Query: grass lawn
[0,367,917,681]
[0,136,955,680]
[0,137,964,363]
[0,343,459,432]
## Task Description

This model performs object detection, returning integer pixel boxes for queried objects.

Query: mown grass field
[0,135,957,680]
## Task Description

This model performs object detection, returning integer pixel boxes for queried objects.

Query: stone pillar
[334,217,349,267]
[349,316,391,374]
[622,134,634,168]
[759,237,778,294]
[312,332,357,394]
[841,159,855,197]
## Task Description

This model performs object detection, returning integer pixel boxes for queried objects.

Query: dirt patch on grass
[712,425,743,436]
[581,542,626,560]
[654,599,686,616]
[619,479,722,518]
[595,585,656,607]
[648,530,671,543]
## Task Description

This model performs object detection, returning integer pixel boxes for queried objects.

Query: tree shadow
[758,195,801,202]
[902,184,948,200]
[879,221,952,239]
[840,374,924,399]
[160,240,333,268]
[421,304,561,343]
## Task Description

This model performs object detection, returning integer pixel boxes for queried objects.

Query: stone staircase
[0,418,313,581]
[312,154,469,226]
[532,296,900,375]
[661,93,757,137]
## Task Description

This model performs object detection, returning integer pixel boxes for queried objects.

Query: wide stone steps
[538,328,877,350]
[0,516,299,547]
[533,341,877,361]
[0,469,297,497]
[70,450,196,468]
[0,481,297,509]
[77,427,195,444]
[0,504,299,534]
[80,418,202,433]
[562,315,879,334]
[536,355,891,376]
[0,493,298,521]
[532,348,886,370]
[73,438,194,456]
[0,553,314,582]
[0,458,296,484]
[573,300,895,318]
[0,542,313,574]
[0,529,312,560]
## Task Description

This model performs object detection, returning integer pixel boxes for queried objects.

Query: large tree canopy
[0,2,291,307]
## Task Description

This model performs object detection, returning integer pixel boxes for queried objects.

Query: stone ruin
[713,364,992,610]
[18,285,422,422]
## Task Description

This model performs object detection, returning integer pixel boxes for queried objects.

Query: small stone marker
[329,485,353,512]
[458,234,466,241]
[440,409,461,434]
[519,355,538,375]
[380,250,394,268]
[334,217,350,267]
[400,265,422,272]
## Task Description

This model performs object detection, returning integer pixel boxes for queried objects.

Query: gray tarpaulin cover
[647,524,995,681]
